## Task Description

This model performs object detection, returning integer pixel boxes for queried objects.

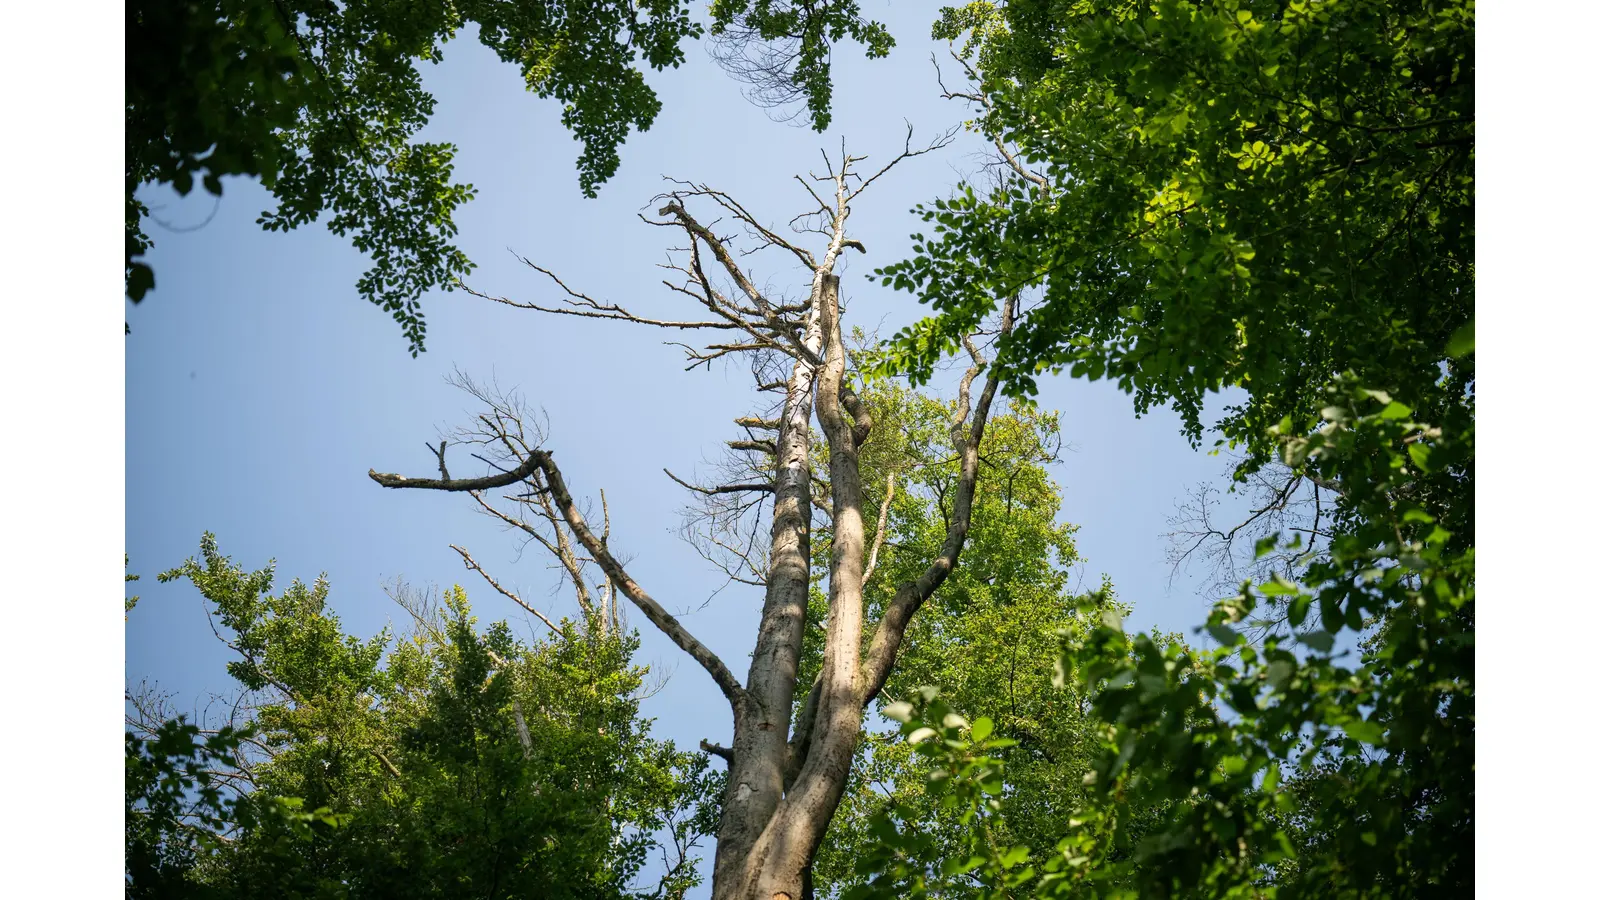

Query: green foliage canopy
[127,717,348,900]
[838,2,1474,894]
[878,0,1473,469]
[129,535,716,899]
[805,381,1088,894]
[126,0,894,352]
[784,376,1185,897]
[851,373,1474,898]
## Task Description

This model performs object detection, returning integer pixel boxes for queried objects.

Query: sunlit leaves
[876,0,1474,471]
[851,379,1474,898]
[140,537,718,898]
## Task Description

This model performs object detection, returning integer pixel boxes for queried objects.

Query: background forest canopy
[128,1,1473,899]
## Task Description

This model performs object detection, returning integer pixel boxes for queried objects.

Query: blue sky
[126,2,1248,871]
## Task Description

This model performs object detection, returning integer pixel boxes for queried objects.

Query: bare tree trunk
[708,135,890,891]
[737,270,867,898]
[367,129,1027,899]
[712,287,823,888]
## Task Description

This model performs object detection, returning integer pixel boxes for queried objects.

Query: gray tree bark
[368,130,1022,899]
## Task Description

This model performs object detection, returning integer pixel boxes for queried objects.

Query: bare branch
[450,544,560,632]
[510,703,534,760]
[373,749,402,779]
[840,385,874,447]
[373,444,746,707]
[429,441,450,479]
[370,454,539,492]
[665,468,776,496]
[656,199,820,364]
[858,297,1017,708]
[783,670,826,787]
[463,257,744,331]
[847,122,959,202]
[933,52,1051,190]
[663,178,818,270]
[538,452,747,706]
[728,439,778,455]
[793,174,833,217]
[862,472,897,587]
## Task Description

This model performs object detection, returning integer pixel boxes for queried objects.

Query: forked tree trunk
[367,135,1012,899]
[731,272,867,898]
[711,260,828,892]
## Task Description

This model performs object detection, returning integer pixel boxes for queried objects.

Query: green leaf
[1320,593,1344,633]
[127,263,155,302]
[1379,401,1413,420]
[1287,594,1312,628]
[1343,719,1385,744]
[1099,606,1124,632]
[1259,575,1299,596]
[1298,630,1335,653]
[1408,443,1434,471]
[1227,683,1260,714]
[1208,623,1243,646]
[1445,319,1475,357]
[1401,507,1436,524]
[883,701,915,723]
[971,717,994,741]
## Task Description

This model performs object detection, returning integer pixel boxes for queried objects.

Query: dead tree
[369,131,1019,899]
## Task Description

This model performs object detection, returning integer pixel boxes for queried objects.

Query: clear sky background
[125,4,1252,877]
